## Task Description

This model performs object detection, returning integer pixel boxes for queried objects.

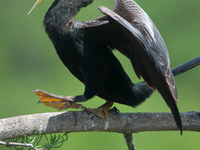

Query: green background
[1,0,200,149]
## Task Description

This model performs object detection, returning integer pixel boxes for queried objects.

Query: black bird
[29,0,195,134]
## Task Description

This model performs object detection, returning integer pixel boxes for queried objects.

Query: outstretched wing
[82,0,182,132]
[111,0,174,94]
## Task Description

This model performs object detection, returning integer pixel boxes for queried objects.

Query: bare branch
[0,141,38,150]
[0,111,200,140]
[123,133,137,150]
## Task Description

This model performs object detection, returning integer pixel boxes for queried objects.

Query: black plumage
[29,0,183,133]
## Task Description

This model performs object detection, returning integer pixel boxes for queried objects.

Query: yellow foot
[87,101,114,120]
[33,89,85,111]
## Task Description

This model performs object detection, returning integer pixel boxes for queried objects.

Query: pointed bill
[28,0,42,14]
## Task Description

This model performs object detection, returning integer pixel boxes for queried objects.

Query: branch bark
[0,110,200,140]
[0,141,39,150]
[123,133,137,150]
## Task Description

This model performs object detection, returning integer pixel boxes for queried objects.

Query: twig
[123,133,137,150]
[0,141,38,150]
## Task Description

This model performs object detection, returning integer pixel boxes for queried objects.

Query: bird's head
[28,0,42,14]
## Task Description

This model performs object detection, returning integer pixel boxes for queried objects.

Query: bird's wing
[106,0,179,101]
[81,0,182,132]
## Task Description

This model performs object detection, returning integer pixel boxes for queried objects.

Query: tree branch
[0,141,39,150]
[0,110,200,140]
[123,133,137,150]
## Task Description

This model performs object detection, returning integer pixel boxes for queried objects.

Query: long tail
[133,56,200,134]
[172,56,200,77]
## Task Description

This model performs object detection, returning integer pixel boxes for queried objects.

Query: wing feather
[82,0,181,132]
[113,0,177,98]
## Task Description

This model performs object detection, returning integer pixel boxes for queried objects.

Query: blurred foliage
[0,0,200,150]
[5,126,68,150]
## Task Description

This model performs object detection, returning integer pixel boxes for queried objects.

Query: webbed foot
[87,101,114,120]
[33,89,85,111]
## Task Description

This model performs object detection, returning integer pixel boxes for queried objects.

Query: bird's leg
[33,90,114,120]
[87,101,114,120]
[33,89,88,111]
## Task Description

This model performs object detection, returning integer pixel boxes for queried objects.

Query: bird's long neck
[43,0,94,34]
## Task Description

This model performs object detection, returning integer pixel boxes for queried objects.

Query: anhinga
[28,0,200,134]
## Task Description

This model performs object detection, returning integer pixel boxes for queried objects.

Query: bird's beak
[28,0,42,14]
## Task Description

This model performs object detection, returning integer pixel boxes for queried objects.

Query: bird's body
[43,0,153,107]
[30,0,183,133]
